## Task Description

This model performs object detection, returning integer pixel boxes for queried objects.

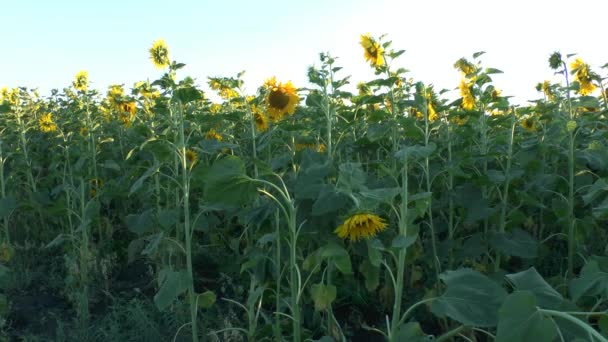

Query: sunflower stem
[494,108,516,272]
[389,156,409,341]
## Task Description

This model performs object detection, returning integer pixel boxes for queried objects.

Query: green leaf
[100,159,121,171]
[129,161,160,196]
[312,185,349,216]
[202,156,257,207]
[490,228,538,259]
[0,195,17,219]
[360,187,400,203]
[395,143,436,161]
[154,269,191,311]
[392,234,417,249]
[506,267,563,309]
[569,257,608,302]
[485,68,504,74]
[320,243,352,275]
[337,162,367,193]
[174,86,203,104]
[496,291,557,342]
[126,209,155,235]
[158,209,179,230]
[360,260,380,291]
[197,290,216,309]
[310,283,337,311]
[432,268,507,327]
[394,322,430,342]
[367,238,384,267]
[454,184,495,223]
[581,178,608,205]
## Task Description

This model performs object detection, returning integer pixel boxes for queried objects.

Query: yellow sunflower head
[73,71,89,92]
[570,58,596,96]
[264,77,300,121]
[205,128,223,141]
[357,82,371,96]
[38,113,58,133]
[459,79,475,110]
[149,39,170,69]
[334,213,388,241]
[0,242,14,263]
[252,106,269,132]
[185,149,198,166]
[520,116,537,132]
[360,34,385,67]
[90,178,103,198]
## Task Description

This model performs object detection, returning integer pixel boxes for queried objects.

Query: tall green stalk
[494,109,516,271]
[175,102,199,342]
[389,156,409,340]
[0,140,9,244]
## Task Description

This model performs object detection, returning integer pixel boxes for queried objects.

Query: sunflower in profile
[570,58,596,96]
[252,106,269,132]
[149,39,170,69]
[334,213,388,241]
[118,101,137,127]
[360,34,385,67]
[264,77,300,121]
[185,149,198,167]
[73,71,88,92]
[38,113,58,133]
[459,79,475,110]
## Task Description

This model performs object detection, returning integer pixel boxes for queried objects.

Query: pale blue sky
[2,0,607,105]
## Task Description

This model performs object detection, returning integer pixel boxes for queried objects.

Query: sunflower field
[1,35,608,341]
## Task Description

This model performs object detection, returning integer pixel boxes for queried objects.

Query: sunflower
[118,101,137,127]
[205,128,222,141]
[459,79,475,110]
[335,213,388,241]
[253,107,269,132]
[360,34,385,67]
[209,79,239,100]
[357,82,371,96]
[264,77,300,121]
[38,113,58,133]
[73,71,88,92]
[90,178,103,198]
[185,149,198,166]
[570,58,596,96]
[540,80,554,99]
[0,242,14,263]
[149,39,170,69]
[454,58,476,76]
[0,87,8,101]
[520,116,537,132]
[415,103,439,122]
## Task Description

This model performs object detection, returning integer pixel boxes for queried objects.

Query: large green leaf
[202,156,257,207]
[125,208,155,235]
[394,322,431,341]
[311,185,349,216]
[496,291,557,342]
[506,267,563,309]
[359,260,380,291]
[154,269,191,311]
[432,268,507,327]
[0,195,17,219]
[174,86,203,104]
[310,283,337,311]
[490,228,538,259]
[337,162,367,193]
[569,256,608,302]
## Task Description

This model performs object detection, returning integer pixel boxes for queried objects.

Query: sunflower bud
[566,120,577,133]
[549,52,563,70]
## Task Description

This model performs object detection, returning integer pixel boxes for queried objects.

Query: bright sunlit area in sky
[1,0,607,105]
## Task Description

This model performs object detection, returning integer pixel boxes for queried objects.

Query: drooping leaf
[569,257,608,302]
[496,291,557,342]
[506,267,563,309]
[154,269,191,311]
[202,156,257,207]
[310,283,337,311]
[432,268,507,327]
